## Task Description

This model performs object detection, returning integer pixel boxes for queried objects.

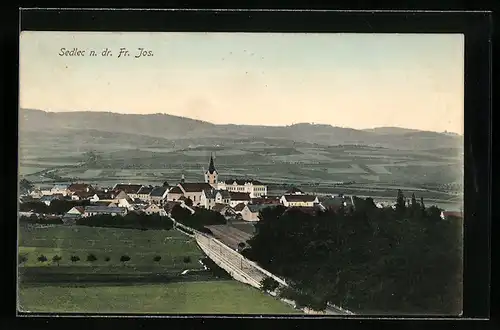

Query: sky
[19,32,464,134]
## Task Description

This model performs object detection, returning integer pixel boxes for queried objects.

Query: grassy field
[18,281,301,314]
[18,225,204,272]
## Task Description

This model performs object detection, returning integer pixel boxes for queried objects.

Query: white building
[280,194,319,208]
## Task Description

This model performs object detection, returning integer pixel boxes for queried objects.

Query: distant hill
[19,109,463,150]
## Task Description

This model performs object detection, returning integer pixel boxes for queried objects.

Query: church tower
[204,153,218,187]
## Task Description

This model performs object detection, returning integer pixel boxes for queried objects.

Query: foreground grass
[18,281,301,314]
[18,225,204,271]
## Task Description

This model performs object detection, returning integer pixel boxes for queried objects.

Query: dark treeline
[243,191,462,314]
[19,215,63,225]
[171,205,226,231]
[19,200,91,215]
[75,213,174,231]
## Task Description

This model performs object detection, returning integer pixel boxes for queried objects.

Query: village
[19,154,461,224]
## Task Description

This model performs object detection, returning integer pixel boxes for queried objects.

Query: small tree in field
[37,255,48,263]
[153,256,161,262]
[183,256,191,264]
[70,255,80,263]
[18,254,28,265]
[52,255,62,266]
[120,255,131,265]
[104,256,110,262]
[87,253,97,263]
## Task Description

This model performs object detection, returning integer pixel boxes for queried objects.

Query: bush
[153,256,161,262]
[183,256,191,264]
[52,255,62,266]
[104,256,110,262]
[87,254,97,262]
[18,254,28,265]
[260,277,279,292]
[70,255,80,263]
[120,255,131,263]
[37,255,48,263]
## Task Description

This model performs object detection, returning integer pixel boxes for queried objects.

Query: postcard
[18,31,464,316]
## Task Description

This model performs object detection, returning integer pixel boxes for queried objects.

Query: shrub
[104,256,110,262]
[87,254,97,262]
[37,255,48,263]
[153,256,161,262]
[120,255,131,263]
[70,255,80,263]
[183,256,191,264]
[18,254,28,265]
[260,276,279,292]
[52,255,62,266]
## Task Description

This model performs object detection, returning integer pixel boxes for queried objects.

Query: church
[203,154,268,198]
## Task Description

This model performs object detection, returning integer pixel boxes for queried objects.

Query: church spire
[207,153,217,174]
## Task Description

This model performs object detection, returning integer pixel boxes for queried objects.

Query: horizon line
[20,108,463,135]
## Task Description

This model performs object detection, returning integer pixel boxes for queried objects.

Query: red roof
[180,182,213,193]
[68,183,93,193]
[282,194,317,202]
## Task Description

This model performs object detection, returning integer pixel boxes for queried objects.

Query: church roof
[206,155,217,174]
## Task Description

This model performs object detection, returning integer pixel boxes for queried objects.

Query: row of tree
[19,253,192,265]
[19,200,91,215]
[243,191,462,314]
[19,215,63,225]
[75,213,174,230]
[170,205,226,231]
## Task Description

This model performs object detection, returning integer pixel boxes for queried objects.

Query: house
[166,186,184,202]
[90,191,116,202]
[285,186,304,195]
[83,206,128,217]
[116,198,134,210]
[233,202,246,214]
[63,206,85,221]
[29,189,44,199]
[280,194,319,207]
[215,190,231,205]
[229,192,251,208]
[149,186,168,205]
[217,179,267,198]
[200,189,217,210]
[137,186,154,201]
[241,204,269,222]
[144,203,167,216]
[112,184,143,199]
[212,203,236,218]
[177,182,214,206]
[50,184,70,196]
[440,211,463,220]
[68,183,94,194]
[319,196,346,212]
[251,196,282,205]
[40,194,64,206]
[71,190,95,201]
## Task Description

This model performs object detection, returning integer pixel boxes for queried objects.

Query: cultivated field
[18,281,301,314]
[18,225,204,274]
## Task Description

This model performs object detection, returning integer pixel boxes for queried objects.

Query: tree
[163,181,169,187]
[237,242,246,251]
[411,193,417,207]
[420,197,426,216]
[87,253,97,262]
[104,256,111,262]
[260,277,279,292]
[396,189,406,213]
[19,254,28,265]
[153,256,161,262]
[37,255,48,263]
[183,256,191,264]
[184,197,193,207]
[70,255,80,263]
[120,255,131,264]
[52,255,62,266]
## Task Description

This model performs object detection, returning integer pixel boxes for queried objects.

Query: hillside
[19,109,463,150]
